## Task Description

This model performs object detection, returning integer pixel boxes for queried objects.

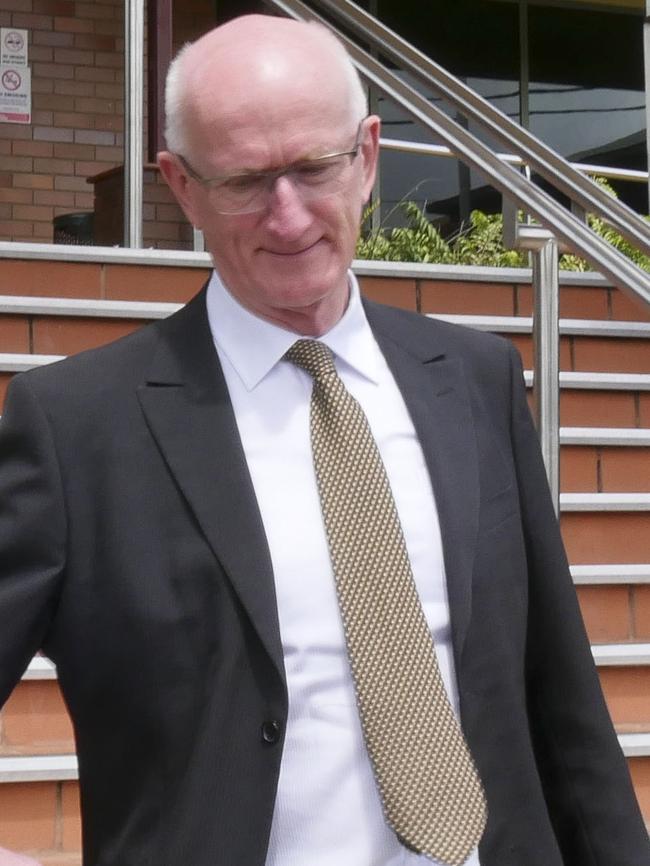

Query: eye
[220,173,264,194]
[295,158,341,184]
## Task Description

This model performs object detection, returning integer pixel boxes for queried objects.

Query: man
[0,13,648,866]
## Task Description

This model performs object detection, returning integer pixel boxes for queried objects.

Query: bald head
[165,15,367,159]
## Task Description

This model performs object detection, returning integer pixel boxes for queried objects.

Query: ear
[359,114,381,203]
[157,150,203,229]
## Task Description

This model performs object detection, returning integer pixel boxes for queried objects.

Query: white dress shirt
[206,270,481,866]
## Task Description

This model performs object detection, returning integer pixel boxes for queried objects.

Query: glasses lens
[211,151,357,215]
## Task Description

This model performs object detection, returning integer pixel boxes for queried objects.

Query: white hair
[164,19,368,157]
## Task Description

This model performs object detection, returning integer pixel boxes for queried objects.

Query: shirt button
[261,719,282,744]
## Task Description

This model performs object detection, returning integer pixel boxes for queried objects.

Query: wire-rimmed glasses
[174,119,366,215]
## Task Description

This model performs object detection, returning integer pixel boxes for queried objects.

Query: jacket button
[261,719,282,744]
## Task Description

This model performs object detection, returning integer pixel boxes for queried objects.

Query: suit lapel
[366,302,480,666]
[136,290,285,683]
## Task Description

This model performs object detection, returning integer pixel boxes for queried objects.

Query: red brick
[12,11,53,27]
[34,158,75,174]
[575,585,631,642]
[560,390,638,428]
[610,288,650,323]
[0,189,32,205]
[53,79,94,97]
[32,61,74,80]
[74,65,115,83]
[517,283,610,319]
[32,316,142,355]
[73,32,115,51]
[54,176,91,193]
[356,276,417,311]
[33,28,74,47]
[52,112,95,129]
[0,782,57,848]
[53,47,94,65]
[634,585,650,640]
[13,204,54,221]
[0,260,102,298]
[53,143,94,160]
[31,77,55,95]
[13,140,54,158]
[61,781,82,852]
[628,757,650,823]
[76,1,117,19]
[2,680,74,750]
[33,92,75,112]
[103,264,208,302]
[560,445,598,492]
[2,156,32,172]
[0,373,13,411]
[33,0,75,13]
[572,338,650,375]
[600,448,650,493]
[0,316,30,353]
[0,125,31,141]
[640,394,650,427]
[33,190,75,207]
[420,279,515,316]
[33,126,74,143]
[561,513,650,564]
[598,667,650,726]
[29,44,54,61]
[54,15,94,33]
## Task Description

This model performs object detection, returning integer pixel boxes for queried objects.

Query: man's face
[160,67,380,334]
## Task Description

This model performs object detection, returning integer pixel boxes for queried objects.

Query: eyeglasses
[174,120,366,215]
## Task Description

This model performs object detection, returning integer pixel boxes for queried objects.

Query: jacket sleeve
[0,374,66,707]
[507,342,650,864]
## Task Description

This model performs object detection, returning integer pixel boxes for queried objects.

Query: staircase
[0,248,648,863]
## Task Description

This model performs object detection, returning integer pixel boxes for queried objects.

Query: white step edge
[0,245,623,288]
[525,371,650,391]
[0,295,181,320]
[22,656,57,680]
[560,493,650,511]
[571,564,650,584]
[618,732,650,757]
[0,754,78,783]
[2,297,648,339]
[561,428,650,447]
[1,735,648,785]
[429,314,650,339]
[3,354,650,391]
[592,643,650,666]
[0,353,64,371]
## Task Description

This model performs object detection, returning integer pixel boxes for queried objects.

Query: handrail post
[532,237,560,515]
[124,0,144,248]
[503,200,560,514]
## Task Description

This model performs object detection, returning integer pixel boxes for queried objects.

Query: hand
[0,849,42,866]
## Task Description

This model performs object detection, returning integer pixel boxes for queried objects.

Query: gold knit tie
[286,339,487,865]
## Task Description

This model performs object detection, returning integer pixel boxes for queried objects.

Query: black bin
[53,211,94,245]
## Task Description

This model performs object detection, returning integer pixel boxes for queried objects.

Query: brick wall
[0,0,216,245]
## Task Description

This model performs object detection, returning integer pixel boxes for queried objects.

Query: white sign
[0,65,31,124]
[1,28,28,67]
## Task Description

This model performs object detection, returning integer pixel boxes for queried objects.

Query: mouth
[263,238,323,258]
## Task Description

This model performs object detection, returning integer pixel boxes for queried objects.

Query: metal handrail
[267,0,650,312]
[379,138,649,186]
[293,0,650,258]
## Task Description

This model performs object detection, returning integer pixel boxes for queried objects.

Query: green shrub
[356,180,649,272]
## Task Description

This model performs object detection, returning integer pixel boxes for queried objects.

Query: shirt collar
[206,269,382,391]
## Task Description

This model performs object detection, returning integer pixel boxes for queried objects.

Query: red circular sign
[2,69,21,91]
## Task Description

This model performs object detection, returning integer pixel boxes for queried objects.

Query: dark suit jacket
[0,289,647,866]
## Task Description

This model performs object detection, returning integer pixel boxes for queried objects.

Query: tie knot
[285,339,337,382]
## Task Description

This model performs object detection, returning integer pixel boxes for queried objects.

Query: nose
[262,174,314,240]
